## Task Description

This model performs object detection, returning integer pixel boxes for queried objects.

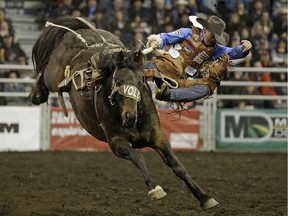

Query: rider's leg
[170,84,209,102]
[156,84,209,102]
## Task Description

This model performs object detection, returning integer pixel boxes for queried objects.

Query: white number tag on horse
[118,85,141,101]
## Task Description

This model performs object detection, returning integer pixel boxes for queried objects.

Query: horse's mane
[96,46,144,79]
[32,17,93,76]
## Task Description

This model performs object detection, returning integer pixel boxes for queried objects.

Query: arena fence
[0,65,287,152]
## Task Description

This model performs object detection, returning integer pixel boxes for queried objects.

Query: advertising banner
[216,109,287,152]
[158,109,201,150]
[0,107,41,151]
[50,108,108,151]
[50,108,201,151]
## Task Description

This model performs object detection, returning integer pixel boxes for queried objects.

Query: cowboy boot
[156,84,171,101]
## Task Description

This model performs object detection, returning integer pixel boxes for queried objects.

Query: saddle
[57,55,103,117]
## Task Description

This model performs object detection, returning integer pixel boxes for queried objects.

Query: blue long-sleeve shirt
[158,28,249,60]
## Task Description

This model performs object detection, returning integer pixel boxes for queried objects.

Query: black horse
[29,16,218,210]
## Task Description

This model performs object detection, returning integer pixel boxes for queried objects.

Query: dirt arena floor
[0,151,286,216]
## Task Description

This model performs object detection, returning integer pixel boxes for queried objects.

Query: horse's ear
[133,50,143,63]
[114,50,124,62]
[119,51,124,61]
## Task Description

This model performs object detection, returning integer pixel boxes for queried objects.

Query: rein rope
[45,21,89,47]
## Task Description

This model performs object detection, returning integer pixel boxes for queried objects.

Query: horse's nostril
[122,111,138,128]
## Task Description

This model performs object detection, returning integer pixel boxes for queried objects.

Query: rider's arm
[212,44,251,60]
[158,28,192,48]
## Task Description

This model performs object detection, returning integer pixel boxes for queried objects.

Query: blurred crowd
[0,0,287,108]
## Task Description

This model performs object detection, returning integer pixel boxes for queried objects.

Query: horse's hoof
[201,197,219,210]
[148,185,167,200]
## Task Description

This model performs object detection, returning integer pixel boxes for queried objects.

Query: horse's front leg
[155,139,218,210]
[109,136,167,200]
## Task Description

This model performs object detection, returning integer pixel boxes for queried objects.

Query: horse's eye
[114,79,122,86]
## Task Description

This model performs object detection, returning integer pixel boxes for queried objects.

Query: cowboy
[145,15,252,102]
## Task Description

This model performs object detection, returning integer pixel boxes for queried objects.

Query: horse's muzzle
[122,111,138,128]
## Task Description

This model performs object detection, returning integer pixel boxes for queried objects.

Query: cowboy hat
[196,16,229,46]
[188,15,203,29]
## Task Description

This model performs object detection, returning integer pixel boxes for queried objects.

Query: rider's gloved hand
[241,40,252,52]
[146,34,161,49]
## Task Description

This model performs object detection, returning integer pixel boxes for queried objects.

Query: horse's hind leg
[109,137,167,200]
[155,144,218,210]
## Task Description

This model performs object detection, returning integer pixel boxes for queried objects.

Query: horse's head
[97,48,145,128]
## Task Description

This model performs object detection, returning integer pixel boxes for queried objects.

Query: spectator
[103,0,130,25]
[198,0,218,15]
[224,70,263,109]
[239,26,251,41]
[250,0,266,22]
[48,0,75,19]
[270,39,287,97]
[226,13,243,36]
[271,39,287,67]
[250,22,268,59]
[17,53,28,65]
[259,50,277,108]
[3,70,30,106]
[91,10,109,30]
[256,11,274,38]
[239,82,264,109]
[235,2,250,28]
[129,0,150,23]
[176,13,192,29]
[81,0,97,19]
[71,8,82,17]
[97,0,119,12]
[248,60,262,82]
[0,20,14,45]
[0,9,14,35]
[110,11,133,46]
[220,70,247,108]
[130,15,152,44]
[271,0,286,17]
[0,34,27,64]
[170,0,191,28]
[272,8,287,39]
[150,0,171,33]
[187,0,198,16]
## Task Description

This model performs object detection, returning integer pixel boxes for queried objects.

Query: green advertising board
[216,109,287,152]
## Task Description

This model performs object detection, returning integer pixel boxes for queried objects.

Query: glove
[146,34,161,49]
[207,54,232,82]
[241,40,252,52]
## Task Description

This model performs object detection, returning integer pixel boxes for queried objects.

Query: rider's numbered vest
[168,27,215,76]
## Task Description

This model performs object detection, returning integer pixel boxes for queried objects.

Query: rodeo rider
[145,15,252,102]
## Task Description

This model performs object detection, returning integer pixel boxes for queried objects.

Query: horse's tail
[29,16,92,105]
[28,71,49,105]
[32,16,91,78]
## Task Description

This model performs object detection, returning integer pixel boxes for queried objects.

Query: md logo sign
[221,111,287,143]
